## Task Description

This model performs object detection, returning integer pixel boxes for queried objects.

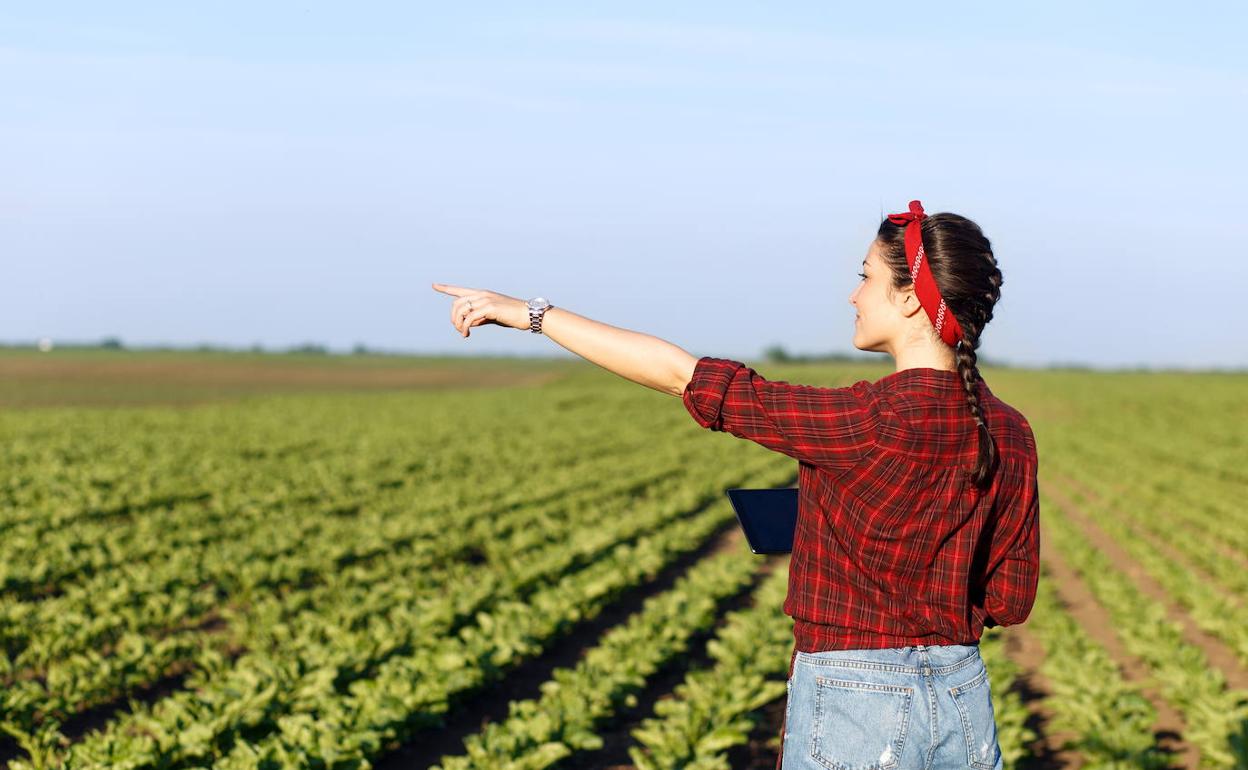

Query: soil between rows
[376,499,779,769]
[1033,481,1198,768]
[1043,474,1248,691]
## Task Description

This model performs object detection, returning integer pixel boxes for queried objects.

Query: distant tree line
[3,338,1228,373]
[762,343,1010,368]
[10,338,367,356]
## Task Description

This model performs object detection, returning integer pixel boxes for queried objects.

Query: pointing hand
[431,283,529,338]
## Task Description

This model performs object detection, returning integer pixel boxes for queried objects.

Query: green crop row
[0,396,762,747]
[1049,446,1248,598]
[0,452,695,691]
[1021,562,1170,768]
[1049,477,1248,669]
[199,471,789,769]
[0,446,733,744]
[0,422,696,607]
[627,561,791,770]
[976,627,1036,769]
[25,461,793,769]
[1044,503,1248,768]
[430,543,766,770]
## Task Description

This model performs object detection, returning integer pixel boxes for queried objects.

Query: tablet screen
[725,487,798,554]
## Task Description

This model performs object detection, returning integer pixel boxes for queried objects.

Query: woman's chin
[852,334,877,353]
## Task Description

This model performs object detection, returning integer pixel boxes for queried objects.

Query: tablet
[725,487,798,554]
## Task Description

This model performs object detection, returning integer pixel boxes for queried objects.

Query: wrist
[526,296,553,334]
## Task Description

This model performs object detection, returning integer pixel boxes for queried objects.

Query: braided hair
[875,212,1004,491]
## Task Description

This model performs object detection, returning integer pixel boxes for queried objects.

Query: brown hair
[875,212,1003,490]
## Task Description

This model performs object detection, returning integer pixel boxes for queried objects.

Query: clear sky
[4,3,1246,369]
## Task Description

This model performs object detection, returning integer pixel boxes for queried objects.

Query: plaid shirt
[682,357,1040,661]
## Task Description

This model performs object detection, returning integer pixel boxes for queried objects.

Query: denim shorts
[780,643,1002,770]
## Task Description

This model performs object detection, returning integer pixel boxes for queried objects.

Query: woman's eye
[857,272,867,280]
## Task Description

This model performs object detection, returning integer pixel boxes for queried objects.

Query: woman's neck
[892,347,957,373]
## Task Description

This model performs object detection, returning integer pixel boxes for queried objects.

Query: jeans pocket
[949,666,1001,770]
[810,676,912,770]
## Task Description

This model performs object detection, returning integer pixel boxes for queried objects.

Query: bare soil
[0,352,568,407]
[374,509,774,769]
[1035,483,1198,768]
[1000,624,1085,769]
[1043,475,1248,691]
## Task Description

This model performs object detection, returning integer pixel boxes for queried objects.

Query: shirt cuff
[681,356,745,430]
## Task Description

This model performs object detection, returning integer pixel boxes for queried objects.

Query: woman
[432,199,1039,770]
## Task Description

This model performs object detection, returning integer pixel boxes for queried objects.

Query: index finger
[431,283,473,297]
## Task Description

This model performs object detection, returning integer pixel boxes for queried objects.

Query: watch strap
[529,302,552,334]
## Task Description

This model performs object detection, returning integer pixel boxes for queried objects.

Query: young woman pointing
[432,199,1039,770]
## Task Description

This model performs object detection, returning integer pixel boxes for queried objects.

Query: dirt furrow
[1042,478,1248,691]
[1057,468,1248,575]
[1033,511,1197,768]
[374,516,758,770]
[999,624,1084,769]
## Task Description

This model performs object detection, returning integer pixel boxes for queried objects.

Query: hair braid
[953,262,1002,491]
[955,331,997,490]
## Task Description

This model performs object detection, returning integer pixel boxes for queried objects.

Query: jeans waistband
[793,643,981,676]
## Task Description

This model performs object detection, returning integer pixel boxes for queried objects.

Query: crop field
[1,349,1245,769]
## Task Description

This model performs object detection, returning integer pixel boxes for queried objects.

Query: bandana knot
[887,199,928,226]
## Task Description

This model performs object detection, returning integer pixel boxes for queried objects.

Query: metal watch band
[529,304,552,334]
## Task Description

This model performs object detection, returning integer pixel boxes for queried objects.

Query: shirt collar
[875,367,981,395]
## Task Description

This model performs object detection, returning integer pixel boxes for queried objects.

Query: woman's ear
[893,284,926,320]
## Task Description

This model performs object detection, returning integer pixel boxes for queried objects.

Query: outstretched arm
[541,305,699,397]
[432,283,698,397]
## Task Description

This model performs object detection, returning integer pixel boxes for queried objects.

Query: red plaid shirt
[682,357,1039,659]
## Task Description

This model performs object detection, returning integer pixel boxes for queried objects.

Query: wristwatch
[527,297,553,334]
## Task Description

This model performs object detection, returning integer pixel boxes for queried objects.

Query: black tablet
[725,487,798,554]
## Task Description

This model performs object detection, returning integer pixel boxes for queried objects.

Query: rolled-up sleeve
[681,356,881,469]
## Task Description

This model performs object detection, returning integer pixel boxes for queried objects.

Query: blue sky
[3,3,1245,369]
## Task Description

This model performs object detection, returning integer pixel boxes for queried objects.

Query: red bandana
[887,200,965,348]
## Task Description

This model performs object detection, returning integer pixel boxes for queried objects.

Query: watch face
[530,298,550,309]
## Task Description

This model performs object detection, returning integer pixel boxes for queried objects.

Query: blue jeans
[781,644,1003,770]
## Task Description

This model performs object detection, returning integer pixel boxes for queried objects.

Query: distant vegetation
[761,342,1011,368]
